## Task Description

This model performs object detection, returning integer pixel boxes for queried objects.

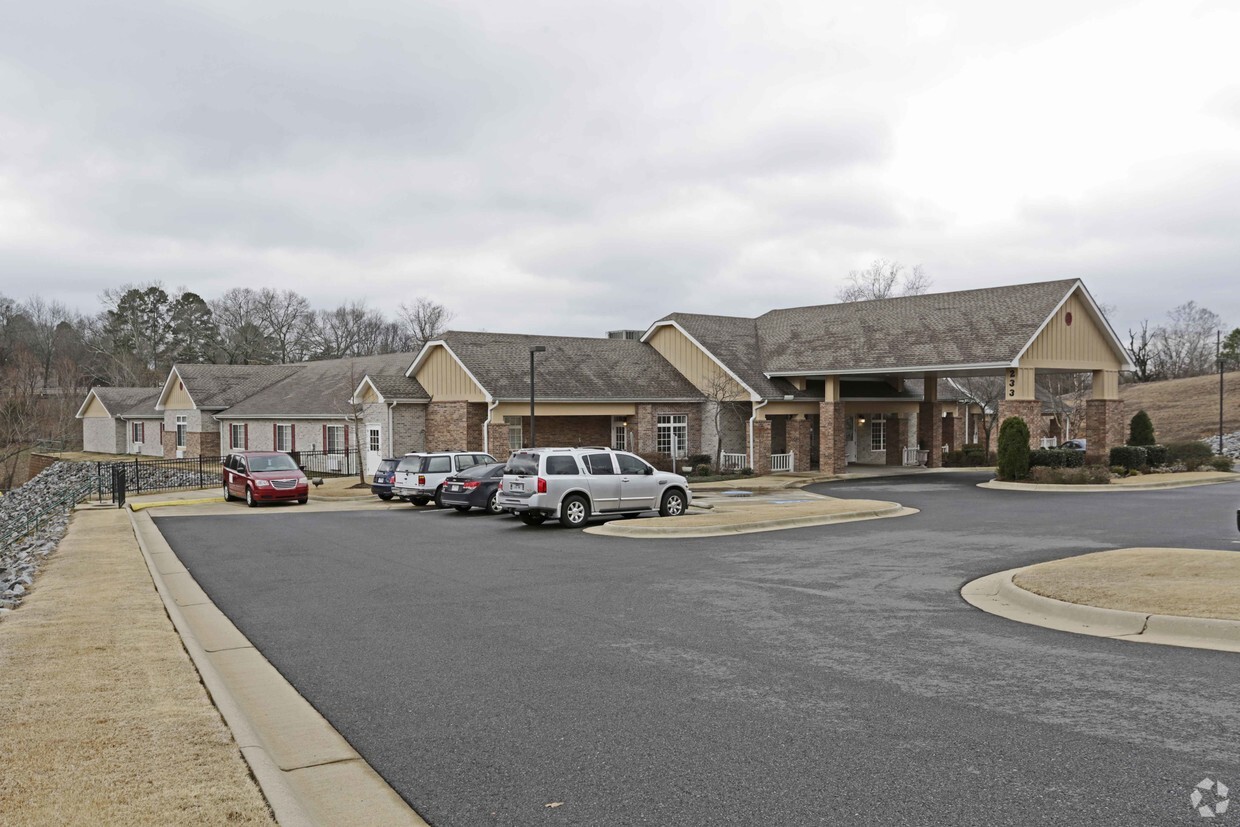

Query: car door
[616,452,659,511]
[229,456,248,496]
[583,452,621,511]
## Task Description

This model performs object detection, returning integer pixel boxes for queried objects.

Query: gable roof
[215,353,426,419]
[424,331,701,401]
[158,363,304,410]
[75,387,162,419]
[353,373,430,403]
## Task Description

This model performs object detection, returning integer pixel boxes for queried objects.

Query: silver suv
[498,447,691,528]
[393,451,496,507]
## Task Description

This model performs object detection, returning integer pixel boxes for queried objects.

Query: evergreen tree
[1127,410,1156,446]
[996,416,1031,481]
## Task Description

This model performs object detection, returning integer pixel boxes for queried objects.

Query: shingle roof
[88,387,163,418]
[172,363,304,409]
[757,280,1080,374]
[215,353,425,418]
[654,314,814,400]
[440,331,701,401]
[361,373,429,402]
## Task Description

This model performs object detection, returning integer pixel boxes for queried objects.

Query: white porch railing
[721,452,747,471]
[1040,437,1058,448]
[903,447,928,466]
[770,452,794,473]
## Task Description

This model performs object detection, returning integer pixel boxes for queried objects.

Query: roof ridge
[759,278,1080,317]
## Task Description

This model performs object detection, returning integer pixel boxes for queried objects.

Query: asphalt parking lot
[155,473,1240,826]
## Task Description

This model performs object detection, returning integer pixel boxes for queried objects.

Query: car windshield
[505,453,538,475]
[377,460,398,472]
[249,455,298,472]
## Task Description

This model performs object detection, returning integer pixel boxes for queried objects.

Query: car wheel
[433,487,445,508]
[519,512,548,526]
[378,493,393,501]
[559,495,589,528]
[486,492,503,515]
[223,483,234,502]
[245,487,257,508]
[298,497,308,505]
[453,505,470,513]
[660,489,686,517]
[411,496,430,507]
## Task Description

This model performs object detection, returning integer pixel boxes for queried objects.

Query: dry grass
[1014,547,1240,621]
[0,508,275,826]
[1121,371,1240,443]
[307,476,374,499]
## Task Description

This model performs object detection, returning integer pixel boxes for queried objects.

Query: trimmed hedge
[1109,445,1147,471]
[1029,465,1112,485]
[1030,448,1085,469]
[996,417,1031,481]
[637,452,677,473]
[943,446,993,467]
[1144,444,1169,468]
[1166,441,1214,471]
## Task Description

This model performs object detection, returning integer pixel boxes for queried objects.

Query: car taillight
[418,475,426,485]
[537,477,547,494]
[497,480,503,491]
[463,481,480,490]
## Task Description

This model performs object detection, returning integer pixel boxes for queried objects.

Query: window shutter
[244,423,249,449]
[344,426,349,451]
[322,424,327,450]
[291,424,297,452]
[273,423,277,449]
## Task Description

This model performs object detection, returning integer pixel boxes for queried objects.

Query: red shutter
[291,424,297,452]
[273,424,277,449]
[323,424,328,451]
[244,424,249,449]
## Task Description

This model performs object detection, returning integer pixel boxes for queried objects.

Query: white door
[845,416,857,463]
[366,425,382,474]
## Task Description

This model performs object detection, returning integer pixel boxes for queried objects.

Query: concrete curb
[130,496,227,511]
[584,503,917,539]
[961,566,1240,653]
[979,475,1239,493]
[127,509,428,826]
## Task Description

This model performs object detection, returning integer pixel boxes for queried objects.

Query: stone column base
[997,400,1044,451]
[818,402,846,475]
[750,420,772,475]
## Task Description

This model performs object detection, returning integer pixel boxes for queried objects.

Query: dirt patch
[1014,548,1240,621]
[0,508,275,826]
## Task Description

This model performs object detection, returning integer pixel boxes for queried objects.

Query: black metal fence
[92,455,227,503]
[294,449,362,477]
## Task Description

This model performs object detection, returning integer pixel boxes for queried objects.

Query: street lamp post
[529,346,546,449]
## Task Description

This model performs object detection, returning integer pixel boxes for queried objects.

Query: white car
[392,451,496,507]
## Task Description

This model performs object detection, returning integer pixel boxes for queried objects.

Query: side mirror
[645,466,654,475]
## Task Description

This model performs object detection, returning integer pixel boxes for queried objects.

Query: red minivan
[223,451,310,507]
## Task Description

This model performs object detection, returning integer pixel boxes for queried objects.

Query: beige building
[78,279,1133,473]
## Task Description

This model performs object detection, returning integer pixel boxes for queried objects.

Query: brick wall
[425,402,487,452]
[751,419,772,475]
[1085,399,1125,465]
[27,453,57,478]
[885,415,908,466]
[392,404,426,455]
[819,401,846,475]
[516,415,612,451]
[997,400,1045,451]
[917,402,944,468]
[786,417,811,471]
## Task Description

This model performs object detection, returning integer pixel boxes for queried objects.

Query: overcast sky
[2,0,1237,338]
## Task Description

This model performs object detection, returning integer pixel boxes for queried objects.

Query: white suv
[393,451,496,507]
[498,447,691,528]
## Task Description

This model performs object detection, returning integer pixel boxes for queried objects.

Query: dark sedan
[438,462,506,514]
[371,458,400,501]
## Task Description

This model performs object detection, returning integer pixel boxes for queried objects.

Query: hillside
[1121,371,1240,444]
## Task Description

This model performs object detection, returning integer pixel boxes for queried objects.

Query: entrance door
[845,416,857,463]
[365,425,382,474]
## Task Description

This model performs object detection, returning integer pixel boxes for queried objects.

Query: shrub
[1166,441,1214,471]
[944,446,991,467]
[1108,445,1147,471]
[1209,456,1235,472]
[1144,444,1169,468]
[942,450,964,467]
[739,467,754,476]
[996,417,1031,481]
[1028,465,1112,485]
[687,453,712,467]
[1127,410,1156,446]
[1030,448,1080,468]
[693,463,712,477]
[1110,465,1126,476]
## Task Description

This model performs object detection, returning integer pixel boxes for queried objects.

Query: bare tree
[837,259,931,303]
[1152,301,1222,379]
[254,288,315,363]
[1037,373,1090,443]
[21,296,78,389]
[397,297,454,351]
[700,373,749,468]
[1127,320,1155,382]
[950,376,1003,450]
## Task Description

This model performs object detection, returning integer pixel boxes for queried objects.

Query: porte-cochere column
[996,367,1043,450]
[818,377,847,475]
[1085,370,1124,466]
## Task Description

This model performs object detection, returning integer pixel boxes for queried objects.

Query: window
[230,423,245,450]
[326,425,346,453]
[131,421,144,444]
[275,424,293,452]
[616,453,650,475]
[584,453,615,474]
[368,428,381,454]
[611,418,628,451]
[175,415,187,449]
[656,414,688,457]
[506,416,523,452]
[870,418,886,451]
[424,455,451,473]
[545,455,579,475]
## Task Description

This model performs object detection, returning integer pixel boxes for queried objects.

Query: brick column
[1085,400,1125,466]
[750,419,772,475]
[885,414,908,466]
[786,416,811,473]
[818,401,846,475]
[633,404,655,455]
[486,420,510,460]
[917,403,944,467]
[997,400,1044,450]
[162,429,176,458]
